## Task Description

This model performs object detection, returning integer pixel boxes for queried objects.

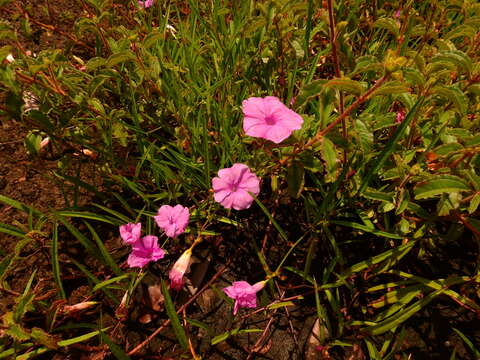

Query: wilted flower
[127,235,165,268]
[242,96,303,144]
[119,222,142,245]
[22,91,39,112]
[138,0,153,8]
[154,205,190,238]
[212,163,260,210]
[169,248,192,291]
[5,54,14,63]
[223,281,266,315]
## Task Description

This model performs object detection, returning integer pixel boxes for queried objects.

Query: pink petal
[127,252,150,268]
[230,190,255,210]
[264,123,294,144]
[242,97,267,118]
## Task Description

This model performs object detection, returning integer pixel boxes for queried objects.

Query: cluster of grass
[1,0,479,358]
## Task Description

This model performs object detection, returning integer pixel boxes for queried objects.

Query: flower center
[264,115,276,125]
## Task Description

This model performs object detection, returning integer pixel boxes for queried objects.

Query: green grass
[0,0,479,358]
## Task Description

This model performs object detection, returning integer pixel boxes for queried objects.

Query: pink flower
[242,96,303,144]
[138,0,153,8]
[223,281,266,315]
[127,235,165,268]
[212,163,260,210]
[396,109,405,123]
[154,205,190,238]
[119,222,142,245]
[169,249,192,291]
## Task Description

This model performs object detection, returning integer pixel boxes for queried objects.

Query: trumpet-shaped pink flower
[242,96,303,144]
[154,205,190,238]
[212,163,260,210]
[138,0,153,8]
[127,235,165,268]
[119,222,142,245]
[223,281,266,315]
[169,249,192,291]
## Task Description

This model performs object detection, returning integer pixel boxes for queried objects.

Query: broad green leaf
[468,193,480,214]
[324,78,366,95]
[444,24,476,41]
[431,50,472,75]
[374,17,399,37]
[414,175,470,199]
[106,50,136,67]
[287,161,304,198]
[86,57,106,71]
[432,85,468,115]
[370,81,410,97]
[320,137,337,183]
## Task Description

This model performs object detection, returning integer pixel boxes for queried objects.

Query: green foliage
[0,0,479,358]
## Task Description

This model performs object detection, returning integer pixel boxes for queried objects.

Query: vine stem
[290,74,389,158]
[326,0,346,138]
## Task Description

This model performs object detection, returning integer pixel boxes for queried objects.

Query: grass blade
[161,279,188,350]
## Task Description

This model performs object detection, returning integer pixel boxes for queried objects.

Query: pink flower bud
[169,249,192,291]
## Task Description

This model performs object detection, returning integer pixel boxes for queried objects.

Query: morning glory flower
[242,96,303,144]
[212,163,260,210]
[127,235,165,268]
[119,222,142,245]
[154,205,190,238]
[223,281,266,315]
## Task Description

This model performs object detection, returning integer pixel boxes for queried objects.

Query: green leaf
[359,97,424,194]
[0,195,43,216]
[99,332,131,360]
[106,50,136,67]
[320,137,338,183]
[374,17,400,37]
[295,79,327,108]
[362,289,440,335]
[370,81,410,97]
[0,222,27,238]
[92,274,130,292]
[331,241,416,286]
[431,50,472,75]
[444,25,476,41]
[432,85,468,115]
[324,78,366,95]
[414,175,471,199]
[331,220,403,239]
[56,216,101,260]
[452,328,480,358]
[85,221,123,276]
[468,193,480,214]
[51,223,66,300]
[161,279,188,349]
[143,31,164,49]
[57,328,110,347]
[86,57,106,71]
[350,55,383,75]
[30,328,58,349]
[287,161,305,198]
